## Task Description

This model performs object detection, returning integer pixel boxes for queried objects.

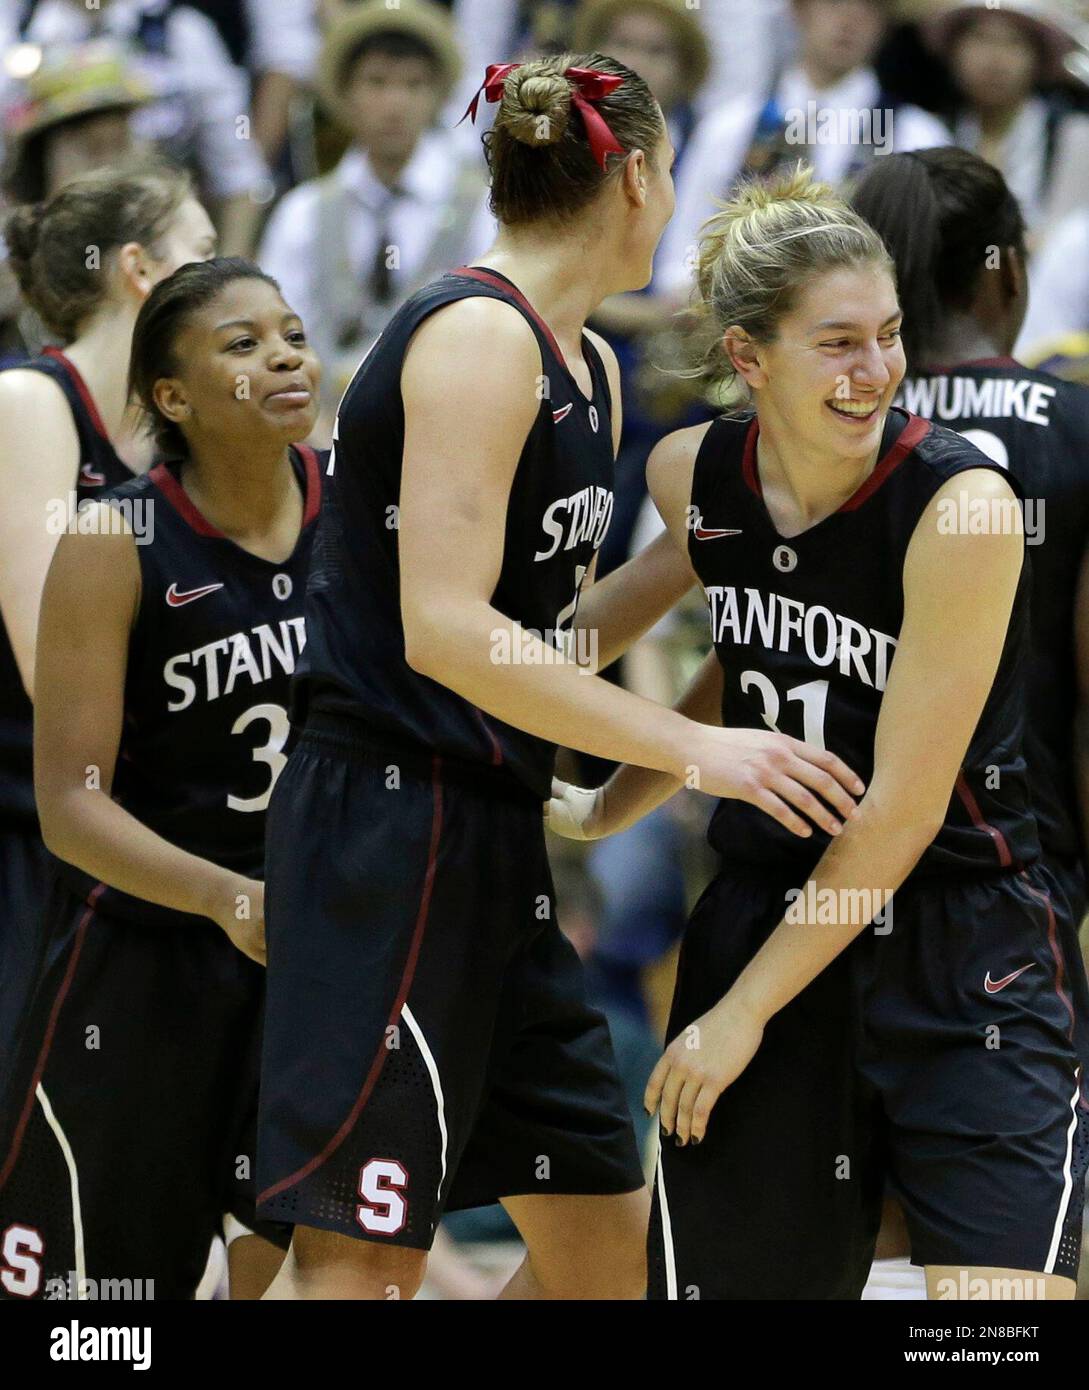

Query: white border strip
[1044,1073,1082,1274]
[401,1004,448,1209]
[36,1084,86,1295]
[655,1137,678,1300]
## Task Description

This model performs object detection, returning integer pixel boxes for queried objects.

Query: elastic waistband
[298,712,543,804]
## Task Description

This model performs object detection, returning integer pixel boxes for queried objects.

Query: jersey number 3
[740,671,829,749]
[228,703,290,812]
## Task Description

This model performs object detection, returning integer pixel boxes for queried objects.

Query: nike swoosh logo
[694,525,743,541]
[552,404,574,423]
[79,463,106,486]
[165,582,225,608]
[984,963,1035,994]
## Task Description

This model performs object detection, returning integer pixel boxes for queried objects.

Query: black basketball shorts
[256,717,645,1249]
[0,876,289,1301]
[0,827,50,1068]
[648,862,1089,1300]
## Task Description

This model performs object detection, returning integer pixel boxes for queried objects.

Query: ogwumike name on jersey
[705,584,898,692]
[899,374,1056,424]
[163,616,307,712]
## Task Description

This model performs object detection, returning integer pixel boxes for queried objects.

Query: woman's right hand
[683,726,865,838]
[210,875,267,965]
[545,778,607,841]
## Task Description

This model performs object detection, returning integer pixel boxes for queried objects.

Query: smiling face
[154,276,321,452]
[741,261,905,466]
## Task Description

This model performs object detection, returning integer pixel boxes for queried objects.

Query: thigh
[648,872,883,1301]
[867,868,1089,1282]
[450,853,645,1214]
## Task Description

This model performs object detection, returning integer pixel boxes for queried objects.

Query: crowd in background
[4,0,1089,1261]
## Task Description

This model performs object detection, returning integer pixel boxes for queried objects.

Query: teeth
[828,400,877,416]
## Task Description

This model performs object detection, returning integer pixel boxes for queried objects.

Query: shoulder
[0,367,78,453]
[405,291,540,369]
[893,105,953,149]
[647,420,718,511]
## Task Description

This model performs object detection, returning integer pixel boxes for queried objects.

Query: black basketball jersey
[689,407,1039,880]
[54,445,323,926]
[897,359,1089,865]
[299,267,615,799]
[0,349,134,830]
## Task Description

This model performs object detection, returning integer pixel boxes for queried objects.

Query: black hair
[342,30,442,82]
[849,147,1026,368]
[128,257,282,457]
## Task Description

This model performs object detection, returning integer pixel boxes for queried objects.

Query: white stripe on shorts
[1044,1073,1083,1274]
[36,1084,86,1294]
[655,1137,678,1300]
[401,1003,449,1215]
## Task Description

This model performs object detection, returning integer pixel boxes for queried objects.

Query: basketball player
[256,57,863,1301]
[0,166,217,1061]
[0,259,320,1300]
[851,148,1089,932]
[551,166,1089,1299]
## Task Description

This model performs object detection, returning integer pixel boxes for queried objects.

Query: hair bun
[499,67,571,148]
[4,202,44,291]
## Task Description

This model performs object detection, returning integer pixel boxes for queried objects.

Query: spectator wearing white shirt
[1017,205,1089,363]
[5,0,273,255]
[258,0,492,440]
[657,0,951,299]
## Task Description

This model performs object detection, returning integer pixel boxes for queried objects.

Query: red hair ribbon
[459,63,626,171]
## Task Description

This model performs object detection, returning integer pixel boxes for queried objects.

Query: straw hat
[317,0,463,129]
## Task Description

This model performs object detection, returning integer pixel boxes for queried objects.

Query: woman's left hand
[645,995,766,1146]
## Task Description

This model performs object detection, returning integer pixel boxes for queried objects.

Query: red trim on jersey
[954,770,1013,869]
[295,444,322,527]
[42,347,109,442]
[741,417,760,497]
[452,266,581,385]
[150,444,320,538]
[474,707,504,767]
[148,462,226,538]
[839,414,931,511]
[257,757,446,1209]
[739,413,932,512]
[0,883,106,1194]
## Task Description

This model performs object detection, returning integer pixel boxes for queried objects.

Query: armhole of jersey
[581,335,613,423]
[689,416,732,519]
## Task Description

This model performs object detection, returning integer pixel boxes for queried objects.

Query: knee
[291,1226,427,1300]
[541,1195,649,1300]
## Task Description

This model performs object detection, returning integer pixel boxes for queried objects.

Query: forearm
[39,786,243,922]
[575,531,696,671]
[410,599,694,775]
[729,795,937,1021]
[251,71,295,165]
[599,649,722,832]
